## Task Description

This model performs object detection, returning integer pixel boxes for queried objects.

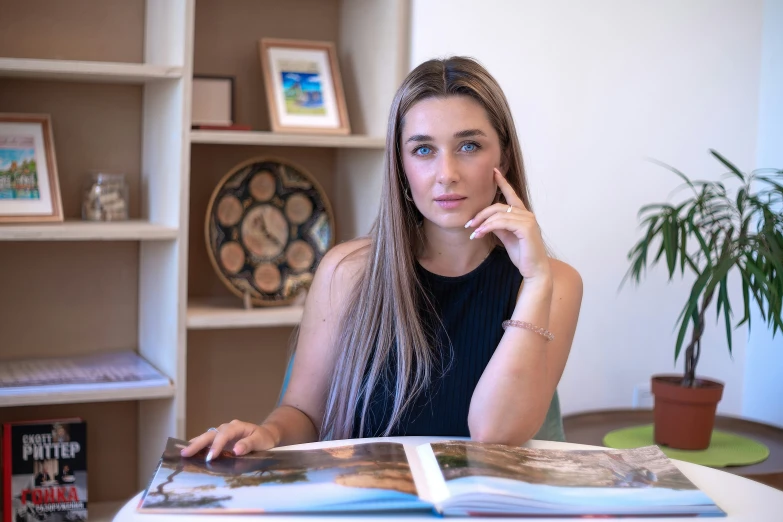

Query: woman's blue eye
[461,142,479,152]
[414,146,432,156]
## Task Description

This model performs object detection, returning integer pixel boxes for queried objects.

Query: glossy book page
[424,441,724,517]
[137,438,433,514]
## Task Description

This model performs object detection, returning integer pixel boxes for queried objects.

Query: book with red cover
[3,418,87,522]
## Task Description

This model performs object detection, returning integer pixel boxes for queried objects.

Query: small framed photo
[259,38,350,135]
[192,75,235,127]
[0,114,62,223]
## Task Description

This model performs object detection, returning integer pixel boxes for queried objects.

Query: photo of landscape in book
[432,442,718,514]
[433,441,696,489]
[139,439,431,513]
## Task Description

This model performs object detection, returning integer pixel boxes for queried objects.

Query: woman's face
[400,95,503,230]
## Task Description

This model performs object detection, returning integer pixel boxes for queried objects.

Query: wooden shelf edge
[0,351,175,407]
[0,57,182,83]
[0,382,176,407]
[187,299,304,329]
[0,220,179,241]
[190,129,386,149]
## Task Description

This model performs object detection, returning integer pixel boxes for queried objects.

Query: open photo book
[138,437,725,517]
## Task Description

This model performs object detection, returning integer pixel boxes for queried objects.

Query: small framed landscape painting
[0,113,63,223]
[259,38,350,135]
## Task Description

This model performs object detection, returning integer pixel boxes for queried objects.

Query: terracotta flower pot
[651,375,724,450]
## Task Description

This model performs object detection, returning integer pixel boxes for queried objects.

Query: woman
[183,56,583,462]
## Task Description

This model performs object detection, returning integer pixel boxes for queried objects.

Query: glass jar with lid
[82,172,129,221]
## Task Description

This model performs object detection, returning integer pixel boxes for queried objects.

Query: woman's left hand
[466,168,551,283]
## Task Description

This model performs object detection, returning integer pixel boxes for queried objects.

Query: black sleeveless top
[352,246,523,438]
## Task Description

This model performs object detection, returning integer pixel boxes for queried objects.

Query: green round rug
[603,424,769,467]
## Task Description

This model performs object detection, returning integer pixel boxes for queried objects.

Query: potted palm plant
[624,150,783,450]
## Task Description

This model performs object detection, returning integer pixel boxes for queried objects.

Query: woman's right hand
[180,420,278,461]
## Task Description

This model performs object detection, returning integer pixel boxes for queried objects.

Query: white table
[114,436,783,521]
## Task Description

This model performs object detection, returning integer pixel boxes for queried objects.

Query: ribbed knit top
[352,246,522,438]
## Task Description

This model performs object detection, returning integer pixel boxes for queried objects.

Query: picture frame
[0,114,63,223]
[192,75,235,127]
[259,38,350,135]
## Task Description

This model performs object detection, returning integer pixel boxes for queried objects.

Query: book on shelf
[137,437,724,518]
[3,418,87,522]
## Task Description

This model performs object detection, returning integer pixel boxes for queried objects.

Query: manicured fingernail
[469,231,477,240]
[464,220,472,228]
[205,450,213,462]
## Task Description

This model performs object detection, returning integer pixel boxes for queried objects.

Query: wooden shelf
[190,129,386,149]
[0,380,176,407]
[187,298,304,329]
[0,351,175,407]
[0,220,178,241]
[0,57,182,83]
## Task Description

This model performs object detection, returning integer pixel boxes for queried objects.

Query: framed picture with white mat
[0,113,62,223]
[259,38,350,135]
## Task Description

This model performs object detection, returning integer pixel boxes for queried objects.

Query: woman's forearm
[468,278,554,445]
[262,404,320,447]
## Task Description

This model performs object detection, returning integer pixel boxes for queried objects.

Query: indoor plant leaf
[627,151,782,382]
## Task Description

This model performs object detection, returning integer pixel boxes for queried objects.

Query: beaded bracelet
[501,320,555,342]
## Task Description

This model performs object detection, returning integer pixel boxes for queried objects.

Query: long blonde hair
[320,56,534,440]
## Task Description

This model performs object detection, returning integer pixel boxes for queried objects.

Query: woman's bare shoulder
[316,237,371,287]
[301,237,371,338]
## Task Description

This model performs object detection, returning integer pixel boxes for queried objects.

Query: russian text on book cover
[3,419,87,522]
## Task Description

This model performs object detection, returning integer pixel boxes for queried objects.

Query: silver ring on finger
[208,427,219,433]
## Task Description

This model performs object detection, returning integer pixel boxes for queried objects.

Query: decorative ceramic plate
[205,157,334,306]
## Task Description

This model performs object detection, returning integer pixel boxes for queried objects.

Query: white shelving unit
[184,0,409,452]
[0,0,409,516]
[0,0,192,515]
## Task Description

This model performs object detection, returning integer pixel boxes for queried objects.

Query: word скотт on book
[3,418,87,522]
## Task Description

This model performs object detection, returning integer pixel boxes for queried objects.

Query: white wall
[742,0,783,428]
[410,0,765,416]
